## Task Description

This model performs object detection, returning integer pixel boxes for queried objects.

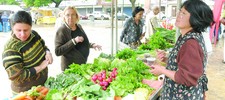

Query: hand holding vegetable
[142,79,163,89]
[156,49,167,62]
[149,64,165,76]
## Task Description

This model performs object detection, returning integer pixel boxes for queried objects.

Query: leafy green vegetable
[92,58,111,72]
[98,52,115,61]
[116,48,137,60]
[45,89,64,100]
[139,28,175,50]
[67,78,112,100]
[44,73,82,90]
[109,58,155,97]
[64,63,94,79]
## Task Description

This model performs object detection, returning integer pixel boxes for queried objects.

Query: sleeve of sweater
[55,28,75,56]
[175,39,204,87]
[32,30,50,51]
[2,50,36,81]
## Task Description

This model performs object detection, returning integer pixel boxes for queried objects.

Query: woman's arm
[55,29,75,56]
[2,50,44,81]
[175,39,204,86]
[150,39,204,87]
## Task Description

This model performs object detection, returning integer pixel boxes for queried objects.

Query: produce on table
[15,48,164,100]
[12,85,49,100]
[138,28,175,51]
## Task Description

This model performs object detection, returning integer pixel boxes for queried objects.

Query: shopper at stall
[2,11,53,95]
[144,0,214,99]
[55,6,102,71]
[120,6,145,49]
[144,6,160,41]
[1,11,9,32]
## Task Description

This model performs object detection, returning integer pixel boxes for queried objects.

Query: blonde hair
[63,6,80,23]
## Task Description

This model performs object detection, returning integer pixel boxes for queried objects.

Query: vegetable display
[14,48,164,100]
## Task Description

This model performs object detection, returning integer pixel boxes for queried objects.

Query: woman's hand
[92,43,102,51]
[35,60,49,73]
[156,49,167,62]
[74,36,84,43]
[45,51,53,64]
[150,64,165,76]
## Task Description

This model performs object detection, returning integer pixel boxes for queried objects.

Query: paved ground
[205,36,225,99]
[0,20,224,99]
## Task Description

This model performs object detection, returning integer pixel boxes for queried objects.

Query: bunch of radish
[91,68,118,90]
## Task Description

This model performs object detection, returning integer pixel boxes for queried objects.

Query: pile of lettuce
[44,49,158,99]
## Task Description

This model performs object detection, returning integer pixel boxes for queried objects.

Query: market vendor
[145,0,214,99]
[2,11,53,95]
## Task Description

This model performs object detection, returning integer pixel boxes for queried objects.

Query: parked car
[79,14,88,20]
[114,13,130,20]
[87,11,110,20]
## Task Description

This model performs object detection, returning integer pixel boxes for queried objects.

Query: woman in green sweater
[2,11,53,95]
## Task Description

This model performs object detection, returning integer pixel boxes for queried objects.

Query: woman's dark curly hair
[132,6,144,17]
[181,0,214,33]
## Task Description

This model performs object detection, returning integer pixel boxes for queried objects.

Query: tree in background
[52,0,62,8]
[23,0,51,7]
[0,0,19,5]
[130,0,136,10]
[23,0,62,7]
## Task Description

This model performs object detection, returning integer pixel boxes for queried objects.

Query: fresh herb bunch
[139,28,175,50]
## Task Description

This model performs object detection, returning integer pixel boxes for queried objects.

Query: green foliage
[115,48,137,60]
[93,57,112,72]
[98,52,115,61]
[0,0,19,5]
[68,79,112,100]
[23,0,52,7]
[64,63,94,79]
[156,28,176,44]
[44,73,82,90]
[139,28,175,51]
[109,58,155,97]
[45,48,158,99]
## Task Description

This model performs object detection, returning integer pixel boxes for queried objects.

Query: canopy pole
[111,0,115,55]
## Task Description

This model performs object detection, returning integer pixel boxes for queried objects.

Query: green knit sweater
[2,30,48,93]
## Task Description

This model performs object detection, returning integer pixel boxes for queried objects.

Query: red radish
[99,81,104,86]
[102,73,106,79]
[107,78,112,83]
[111,73,116,78]
[102,81,109,87]
[101,70,105,75]
[92,74,98,81]
[114,71,118,76]
[102,86,107,90]
[98,76,103,82]
[97,73,102,77]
